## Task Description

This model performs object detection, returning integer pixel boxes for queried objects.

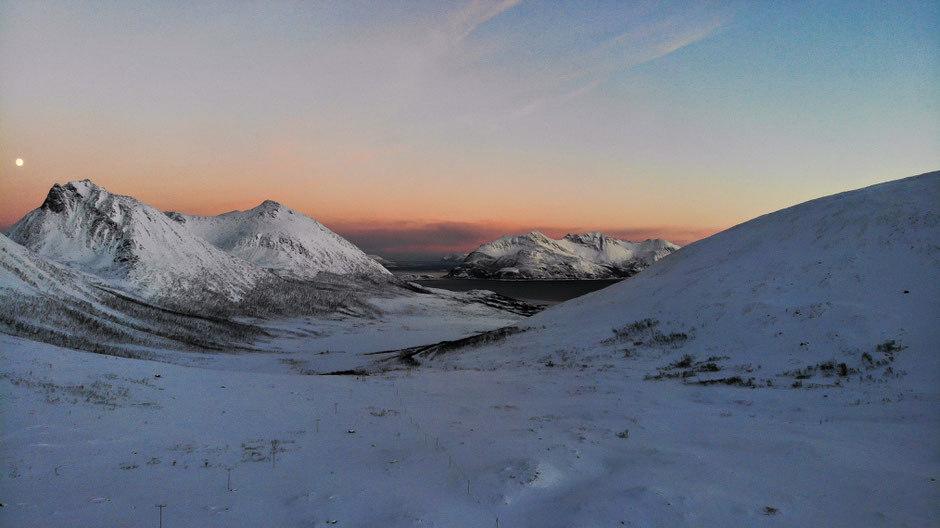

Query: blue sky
[1,1,937,257]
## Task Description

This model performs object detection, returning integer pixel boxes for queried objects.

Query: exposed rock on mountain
[6,180,271,304]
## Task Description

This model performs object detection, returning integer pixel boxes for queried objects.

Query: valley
[1,172,938,527]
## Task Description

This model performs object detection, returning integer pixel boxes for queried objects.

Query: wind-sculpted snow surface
[6,180,271,304]
[447,231,678,279]
[167,201,391,281]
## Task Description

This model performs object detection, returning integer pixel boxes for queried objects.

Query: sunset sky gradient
[1,1,937,258]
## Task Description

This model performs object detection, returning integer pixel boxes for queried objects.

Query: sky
[0,0,937,259]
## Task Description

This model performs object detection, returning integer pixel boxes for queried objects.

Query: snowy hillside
[5,180,271,304]
[447,231,678,279]
[0,234,262,353]
[375,171,939,525]
[1,173,937,527]
[479,171,940,387]
[167,202,391,281]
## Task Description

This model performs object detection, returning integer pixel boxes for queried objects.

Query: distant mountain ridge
[441,252,469,262]
[446,231,679,279]
[5,179,394,315]
[368,255,398,268]
[166,201,390,281]
[449,171,940,390]
[6,180,270,303]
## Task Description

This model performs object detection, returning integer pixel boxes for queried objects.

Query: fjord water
[415,277,623,306]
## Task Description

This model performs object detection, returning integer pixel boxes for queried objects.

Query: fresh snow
[0,233,281,354]
[447,231,678,279]
[0,232,96,301]
[1,172,938,527]
[511,172,940,387]
[5,180,271,303]
[167,202,391,281]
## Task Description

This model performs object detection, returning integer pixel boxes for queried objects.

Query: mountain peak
[66,179,103,197]
[172,204,391,280]
[251,199,291,218]
[40,180,107,213]
[8,179,270,303]
[564,232,606,244]
[448,231,678,279]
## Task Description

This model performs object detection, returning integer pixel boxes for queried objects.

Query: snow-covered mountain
[4,173,938,527]
[446,231,678,279]
[0,233,262,352]
[6,180,271,304]
[369,255,397,268]
[166,202,391,281]
[441,252,468,262]
[439,172,940,389]
[360,172,937,526]
[0,231,104,309]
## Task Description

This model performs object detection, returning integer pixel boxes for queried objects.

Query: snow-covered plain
[1,173,939,527]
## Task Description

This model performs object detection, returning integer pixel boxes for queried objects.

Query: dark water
[390,269,450,279]
[413,278,623,306]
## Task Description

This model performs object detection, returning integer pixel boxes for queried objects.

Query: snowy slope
[434,172,940,387]
[447,231,678,279]
[0,232,104,305]
[167,202,391,281]
[393,171,939,525]
[1,173,938,527]
[0,234,262,353]
[474,171,940,387]
[5,180,271,303]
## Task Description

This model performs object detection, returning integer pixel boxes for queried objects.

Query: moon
[15,158,23,167]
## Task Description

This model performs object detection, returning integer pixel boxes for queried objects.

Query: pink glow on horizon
[0,176,724,258]
[326,219,723,258]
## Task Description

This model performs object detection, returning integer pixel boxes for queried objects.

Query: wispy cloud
[493,4,734,125]
[601,4,731,65]
[507,77,603,122]
[650,18,728,59]
[446,0,523,44]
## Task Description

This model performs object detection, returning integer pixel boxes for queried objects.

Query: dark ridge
[40,184,69,213]
[371,325,527,366]
[164,211,186,224]
[321,369,370,376]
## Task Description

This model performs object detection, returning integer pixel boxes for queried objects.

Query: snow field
[2,173,937,526]
[2,335,936,527]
